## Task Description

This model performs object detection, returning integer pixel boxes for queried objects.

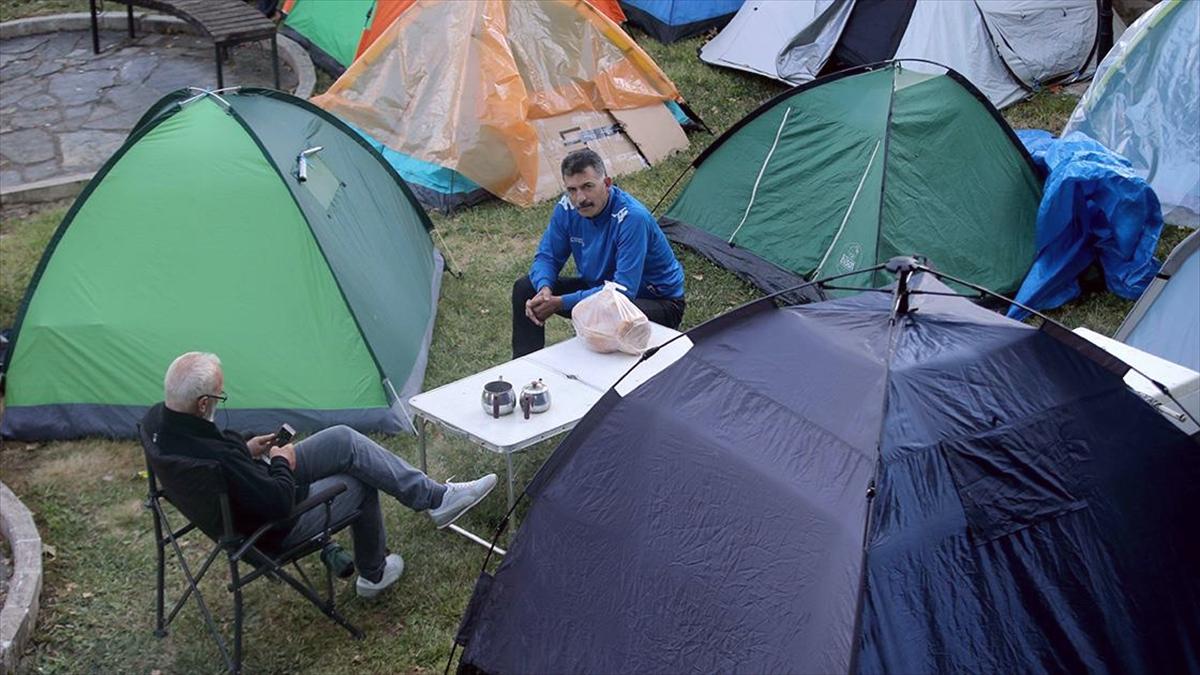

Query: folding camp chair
[138,424,364,673]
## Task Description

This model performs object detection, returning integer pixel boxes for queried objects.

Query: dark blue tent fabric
[620,0,743,43]
[455,274,1200,674]
[1008,130,1163,319]
[860,285,1199,673]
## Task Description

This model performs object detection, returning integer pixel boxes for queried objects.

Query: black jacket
[142,403,309,549]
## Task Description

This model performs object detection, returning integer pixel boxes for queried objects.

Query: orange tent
[316,0,689,207]
[587,0,626,24]
[355,0,625,61]
[354,0,414,61]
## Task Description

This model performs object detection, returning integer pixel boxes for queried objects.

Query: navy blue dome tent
[453,260,1200,673]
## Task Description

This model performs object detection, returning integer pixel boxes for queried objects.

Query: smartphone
[274,423,296,447]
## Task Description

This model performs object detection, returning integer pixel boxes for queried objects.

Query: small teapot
[519,379,551,419]
[481,377,516,418]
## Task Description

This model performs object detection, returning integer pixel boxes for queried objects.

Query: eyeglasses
[197,391,228,404]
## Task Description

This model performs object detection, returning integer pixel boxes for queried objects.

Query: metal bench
[88,0,279,89]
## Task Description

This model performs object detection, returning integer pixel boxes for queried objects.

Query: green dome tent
[0,88,441,441]
[659,61,1041,297]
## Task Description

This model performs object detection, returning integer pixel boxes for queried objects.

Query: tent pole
[1098,0,1114,61]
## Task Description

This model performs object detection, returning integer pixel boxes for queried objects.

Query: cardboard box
[530,104,688,202]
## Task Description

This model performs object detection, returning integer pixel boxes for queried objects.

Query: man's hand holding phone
[267,423,296,470]
[247,423,295,459]
[246,433,276,458]
[269,443,296,471]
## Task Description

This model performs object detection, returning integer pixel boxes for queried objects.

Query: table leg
[418,416,428,473]
[448,525,507,557]
[505,450,515,511]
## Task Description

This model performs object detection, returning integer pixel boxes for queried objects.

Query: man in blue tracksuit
[512,148,686,358]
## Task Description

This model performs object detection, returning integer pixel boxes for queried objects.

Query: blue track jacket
[529,186,685,311]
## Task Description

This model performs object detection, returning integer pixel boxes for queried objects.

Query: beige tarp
[313,0,689,206]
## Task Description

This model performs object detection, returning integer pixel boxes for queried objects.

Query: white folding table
[409,323,681,551]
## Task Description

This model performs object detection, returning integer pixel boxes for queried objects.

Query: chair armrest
[289,483,347,518]
[232,483,348,561]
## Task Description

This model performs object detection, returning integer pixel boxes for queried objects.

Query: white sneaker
[428,474,498,529]
[355,553,404,599]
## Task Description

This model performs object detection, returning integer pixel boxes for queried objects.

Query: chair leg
[230,557,244,674]
[157,504,236,672]
[150,503,167,637]
[273,566,365,640]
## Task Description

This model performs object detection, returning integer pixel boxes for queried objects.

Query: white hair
[164,352,222,413]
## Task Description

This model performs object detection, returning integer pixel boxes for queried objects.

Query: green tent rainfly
[280,0,376,74]
[0,88,442,441]
[660,61,1041,297]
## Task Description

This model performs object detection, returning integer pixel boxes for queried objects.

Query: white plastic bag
[571,281,651,355]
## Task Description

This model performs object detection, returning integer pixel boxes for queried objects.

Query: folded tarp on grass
[1008,130,1162,319]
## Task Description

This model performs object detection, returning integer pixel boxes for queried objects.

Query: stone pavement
[0,29,296,191]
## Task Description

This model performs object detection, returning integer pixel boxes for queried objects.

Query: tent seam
[727,106,792,244]
[869,65,898,289]
[813,137,883,277]
[222,102,394,407]
[687,63,876,169]
[845,277,908,674]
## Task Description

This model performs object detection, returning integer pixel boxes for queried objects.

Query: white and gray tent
[1115,230,1200,373]
[1063,0,1199,227]
[700,0,1101,108]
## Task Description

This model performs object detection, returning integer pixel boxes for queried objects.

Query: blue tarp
[1008,130,1162,319]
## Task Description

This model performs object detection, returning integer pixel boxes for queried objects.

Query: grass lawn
[0,0,88,23]
[0,14,1191,675]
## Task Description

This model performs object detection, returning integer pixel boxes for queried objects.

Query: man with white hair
[141,351,497,599]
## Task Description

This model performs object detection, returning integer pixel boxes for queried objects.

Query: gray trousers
[278,425,446,581]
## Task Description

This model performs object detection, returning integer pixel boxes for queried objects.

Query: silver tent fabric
[702,0,1100,109]
[1063,0,1200,227]
[977,0,1097,89]
[891,0,1026,107]
[1115,230,1200,372]
[700,0,835,79]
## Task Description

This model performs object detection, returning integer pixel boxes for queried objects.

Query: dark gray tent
[454,265,1199,674]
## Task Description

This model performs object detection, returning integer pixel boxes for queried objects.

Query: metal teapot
[519,379,551,419]
[481,377,516,418]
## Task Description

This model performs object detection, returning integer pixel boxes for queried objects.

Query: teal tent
[659,61,1041,297]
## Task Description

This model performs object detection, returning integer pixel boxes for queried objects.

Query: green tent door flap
[660,61,1041,298]
[281,0,377,74]
[1,89,441,441]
